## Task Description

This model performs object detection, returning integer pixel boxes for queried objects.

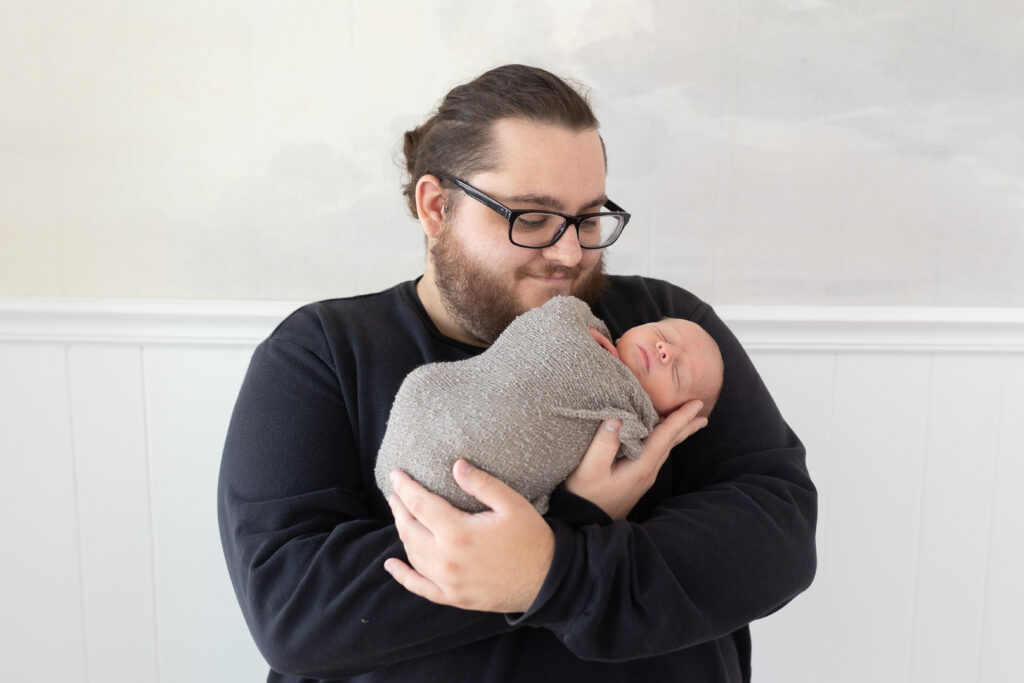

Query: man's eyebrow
[501,191,608,212]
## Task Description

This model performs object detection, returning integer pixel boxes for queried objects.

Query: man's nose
[540,225,583,266]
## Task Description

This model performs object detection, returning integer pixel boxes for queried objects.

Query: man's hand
[384,459,555,613]
[565,399,708,520]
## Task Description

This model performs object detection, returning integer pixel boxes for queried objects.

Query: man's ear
[588,327,620,359]
[415,174,446,238]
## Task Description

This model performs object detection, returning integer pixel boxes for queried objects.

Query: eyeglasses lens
[511,213,623,248]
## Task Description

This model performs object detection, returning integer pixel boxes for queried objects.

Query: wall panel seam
[814,352,838,683]
[906,354,935,683]
[140,346,164,683]
[64,344,92,683]
[975,357,1006,683]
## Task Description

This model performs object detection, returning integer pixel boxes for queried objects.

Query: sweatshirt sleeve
[217,320,510,679]
[509,302,818,660]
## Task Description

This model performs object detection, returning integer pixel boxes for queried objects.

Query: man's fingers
[663,398,709,448]
[669,398,704,425]
[390,468,466,531]
[451,459,523,512]
[388,492,433,544]
[674,414,709,445]
[648,400,706,451]
[383,558,449,605]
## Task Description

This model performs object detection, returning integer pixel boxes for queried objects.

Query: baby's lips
[638,345,650,373]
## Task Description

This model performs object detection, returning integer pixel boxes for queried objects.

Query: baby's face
[614,318,723,417]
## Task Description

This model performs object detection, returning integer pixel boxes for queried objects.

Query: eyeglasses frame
[439,175,631,249]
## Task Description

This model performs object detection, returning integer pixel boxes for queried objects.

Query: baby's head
[590,318,724,418]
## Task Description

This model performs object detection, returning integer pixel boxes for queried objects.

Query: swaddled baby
[375,295,723,513]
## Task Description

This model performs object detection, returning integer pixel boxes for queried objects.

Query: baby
[375,296,723,513]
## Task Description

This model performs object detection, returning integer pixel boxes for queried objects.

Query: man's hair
[400,64,601,217]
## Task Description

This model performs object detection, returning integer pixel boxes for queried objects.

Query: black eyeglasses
[441,175,630,249]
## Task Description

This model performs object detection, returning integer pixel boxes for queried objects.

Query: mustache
[520,264,582,279]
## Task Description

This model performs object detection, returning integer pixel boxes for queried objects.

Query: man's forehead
[475,119,607,210]
[486,119,605,168]
[497,188,608,213]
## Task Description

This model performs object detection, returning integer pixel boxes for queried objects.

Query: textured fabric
[375,295,658,513]
[217,276,818,683]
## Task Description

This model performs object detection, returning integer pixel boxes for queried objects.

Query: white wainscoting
[2,299,1022,683]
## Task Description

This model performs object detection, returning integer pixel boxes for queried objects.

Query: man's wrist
[507,523,556,613]
[546,487,614,528]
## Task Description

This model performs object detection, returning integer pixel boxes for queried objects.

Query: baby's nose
[656,341,672,363]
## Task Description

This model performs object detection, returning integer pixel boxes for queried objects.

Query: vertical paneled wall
[68,345,158,682]
[1,337,268,683]
[1,301,1022,683]
[749,350,1024,683]
[1,343,87,681]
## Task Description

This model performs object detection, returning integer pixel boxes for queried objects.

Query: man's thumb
[452,459,516,511]
[601,419,622,437]
[580,419,622,471]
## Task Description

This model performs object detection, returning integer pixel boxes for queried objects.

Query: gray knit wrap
[374,295,659,514]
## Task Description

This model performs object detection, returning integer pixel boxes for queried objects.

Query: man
[218,64,817,682]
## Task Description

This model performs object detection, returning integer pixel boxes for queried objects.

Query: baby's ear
[588,327,620,359]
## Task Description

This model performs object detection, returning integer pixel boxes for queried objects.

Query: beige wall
[2,0,1022,305]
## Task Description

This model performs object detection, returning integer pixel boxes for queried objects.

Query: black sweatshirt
[217,275,817,682]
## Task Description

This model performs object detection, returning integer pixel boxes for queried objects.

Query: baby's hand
[587,327,620,359]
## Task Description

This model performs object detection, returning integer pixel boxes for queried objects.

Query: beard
[429,224,608,345]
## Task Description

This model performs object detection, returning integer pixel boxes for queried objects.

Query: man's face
[428,119,609,345]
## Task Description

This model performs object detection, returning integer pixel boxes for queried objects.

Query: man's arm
[217,333,511,679]
[508,301,817,659]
